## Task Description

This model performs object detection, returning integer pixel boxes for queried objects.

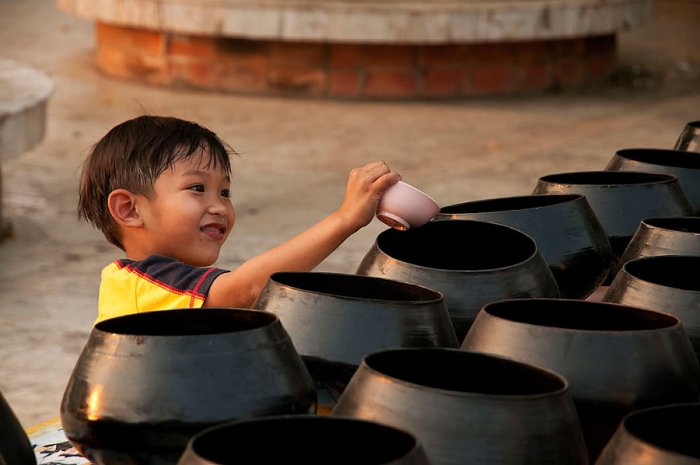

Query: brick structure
[59,0,653,99]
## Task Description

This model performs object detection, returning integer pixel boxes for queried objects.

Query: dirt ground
[1,0,699,430]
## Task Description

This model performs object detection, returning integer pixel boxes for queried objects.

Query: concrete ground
[1,0,699,431]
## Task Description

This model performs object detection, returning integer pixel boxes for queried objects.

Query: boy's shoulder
[103,255,229,290]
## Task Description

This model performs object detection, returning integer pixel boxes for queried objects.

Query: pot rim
[537,170,678,187]
[437,193,585,216]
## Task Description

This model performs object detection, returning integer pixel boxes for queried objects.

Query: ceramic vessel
[462,298,700,462]
[674,120,700,153]
[377,181,440,230]
[604,255,700,360]
[177,415,431,465]
[356,220,559,341]
[60,308,316,465]
[611,216,700,277]
[596,403,700,465]
[435,194,614,299]
[252,271,459,413]
[0,391,36,465]
[532,171,693,269]
[605,148,700,214]
[332,348,588,465]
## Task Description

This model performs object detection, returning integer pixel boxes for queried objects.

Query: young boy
[78,115,401,324]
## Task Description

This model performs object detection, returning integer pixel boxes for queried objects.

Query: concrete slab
[0,0,699,432]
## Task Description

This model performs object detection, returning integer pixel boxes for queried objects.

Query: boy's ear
[108,189,143,228]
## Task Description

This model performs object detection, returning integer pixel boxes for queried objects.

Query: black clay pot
[332,348,588,465]
[60,308,316,465]
[605,148,700,214]
[0,391,36,465]
[252,271,459,413]
[532,171,693,276]
[675,120,700,153]
[356,220,559,341]
[435,194,614,299]
[611,216,700,277]
[177,415,431,465]
[604,255,700,361]
[462,298,700,463]
[596,403,700,465]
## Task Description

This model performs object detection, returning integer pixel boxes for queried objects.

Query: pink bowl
[376,181,440,230]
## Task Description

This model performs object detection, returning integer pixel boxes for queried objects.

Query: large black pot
[253,271,458,413]
[462,298,700,463]
[332,348,588,465]
[177,415,431,465]
[596,403,700,465]
[0,391,36,465]
[356,220,559,341]
[60,308,316,465]
[435,194,614,299]
[605,148,700,215]
[532,171,693,275]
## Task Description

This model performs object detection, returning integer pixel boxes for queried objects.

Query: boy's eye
[189,184,205,193]
[221,189,231,198]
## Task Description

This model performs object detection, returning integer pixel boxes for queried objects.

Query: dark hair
[78,115,235,250]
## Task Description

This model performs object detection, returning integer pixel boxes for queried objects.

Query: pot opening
[270,272,441,302]
[539,171,675,186]
[624,256,700,291]
[616,148,700,169]
[624,404,700,458]
[376,221,536,270]
[190,416,419,464]
[483,299,678,330]
[439,194,580,214]
[644,217,700,234]
[96,308,276,336]
[365,349,564,395]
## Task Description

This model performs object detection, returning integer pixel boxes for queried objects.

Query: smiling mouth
[201,224,227,239]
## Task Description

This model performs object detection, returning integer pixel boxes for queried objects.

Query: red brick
[329,70,362,97]
[423,69,465,96]
[520,62,552,91]
[553,58,584,87]
[585,54,616,82]
[218,64,268,93]
[364,45,414,68]
[169,34,217,59]
[330,44,363,68]
[169,59,218,87]
[364,70,419,98]
[470,63,518,94]
[470,43,515,64]
[267,67,327,94]
[417,44,469,67]
[512,40,550,63]
[269,42,326,66]
[97,45,169,84]
[584,35,616,54]
[549,38,586,58]
[96,22,165,55]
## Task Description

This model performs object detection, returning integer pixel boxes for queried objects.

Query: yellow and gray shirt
[96,255,228,325]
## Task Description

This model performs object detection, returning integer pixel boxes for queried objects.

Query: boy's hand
[337,160,401,232]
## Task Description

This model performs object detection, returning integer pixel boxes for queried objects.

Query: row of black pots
[0,391,36,465]
[58,300,700,465]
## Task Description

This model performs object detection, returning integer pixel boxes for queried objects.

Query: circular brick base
[95,22,617,99]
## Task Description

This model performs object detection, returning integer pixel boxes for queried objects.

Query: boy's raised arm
[204,161,401,308]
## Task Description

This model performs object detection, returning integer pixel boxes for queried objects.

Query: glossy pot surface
[356,220,559,341]
[333,348,587,465]
[253,271,459,413]
[612,216,700,277]
[463,298,700,463]
[605,148,700,214]
[604,255,700,359]
[596,403,700,465]
[435,194,614,299]
[674,120,700,153]
[60,308,316,465]
[0,391,36,465]
[178,415,431,465]
[532,171,693,265]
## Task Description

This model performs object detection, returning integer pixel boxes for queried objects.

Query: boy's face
[137,150,235,266]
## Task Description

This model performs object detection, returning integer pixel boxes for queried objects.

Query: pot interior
[644,216,700,233]
[439,194,580,214]
[624,256,700,291]
[623,404,700,458]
